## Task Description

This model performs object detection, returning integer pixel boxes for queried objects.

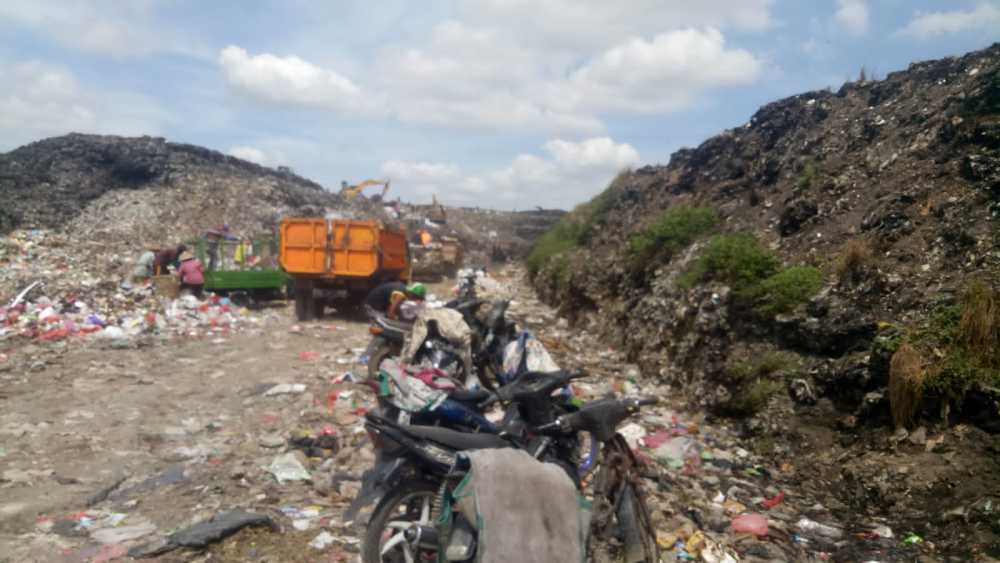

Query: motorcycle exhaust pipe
[403,525,439,549]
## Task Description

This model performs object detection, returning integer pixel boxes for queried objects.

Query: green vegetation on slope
[924,282,1000,400]
[884,282,1000,425]
[526,181,620,278]
[679,233,823,314]
[754,266,824,315]
[628,205,717,267]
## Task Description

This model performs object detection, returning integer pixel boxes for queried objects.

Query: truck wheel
[294,282,315,321]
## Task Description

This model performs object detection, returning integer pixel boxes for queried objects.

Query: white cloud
[834,0,871,37]
[381,137,639,209]
[376,20,602,134]
[218,9,767,134]
[457,0,777,49]
[544,138,640,169]
[896,3,1000,39]
[0,60,166,150]
[228,146,270,166]
[218,46,382,115]
[376,23,764,131]
[562,28,763,113]
[0,0,198,58]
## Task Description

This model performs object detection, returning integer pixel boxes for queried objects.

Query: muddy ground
[2,270,998,562]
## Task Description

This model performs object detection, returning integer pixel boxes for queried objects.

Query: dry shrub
[835,239,872,284]
[958,282,999,359]
[889,343,925,429]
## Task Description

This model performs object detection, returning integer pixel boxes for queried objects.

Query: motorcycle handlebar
[478,393,499,410]
[532,395,659,438]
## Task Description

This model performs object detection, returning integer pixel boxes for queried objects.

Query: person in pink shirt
[176,251,205,298]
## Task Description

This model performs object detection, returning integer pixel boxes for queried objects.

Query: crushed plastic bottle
[795,517,843,540]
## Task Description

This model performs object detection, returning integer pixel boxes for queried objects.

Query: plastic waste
[91,521,157,544]
[761,491,785,509]
[795,517,843,540]
[267,453,311,484]
[264,383,307,396]
[97,326,126,339]
[310,530,336,550]
[731,513,769,536]
[872,525,893,539]
[618,422,647,449]
[652,436,695,469]
[902,533,923,545]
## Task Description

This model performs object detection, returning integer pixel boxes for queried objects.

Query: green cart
[189,233,289,301]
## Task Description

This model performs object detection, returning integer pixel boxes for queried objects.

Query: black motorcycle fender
[344,456,410,521]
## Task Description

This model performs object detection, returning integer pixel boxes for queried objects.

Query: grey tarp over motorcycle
[449,449,588,563]
[401,307,476,387]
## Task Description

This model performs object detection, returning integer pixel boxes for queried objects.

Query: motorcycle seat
[448,388,491,404]
[403,424,512,451]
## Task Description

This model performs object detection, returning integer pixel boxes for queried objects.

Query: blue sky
[1,1,997,209]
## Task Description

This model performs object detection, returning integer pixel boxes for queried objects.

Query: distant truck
[410,236,464,281]
[279,218,410,321]
[188,233,288,303]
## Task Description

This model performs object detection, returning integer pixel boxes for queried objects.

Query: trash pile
[0,229,280,349]
[1,289,278,347]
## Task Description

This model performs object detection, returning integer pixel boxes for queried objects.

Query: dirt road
[2,269,956,562]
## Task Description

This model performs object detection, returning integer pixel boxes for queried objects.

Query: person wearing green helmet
[365,280,427,320]
[406,283,426,299]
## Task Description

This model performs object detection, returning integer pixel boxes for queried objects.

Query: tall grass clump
[834,239,872,284]
[889,343,925,429]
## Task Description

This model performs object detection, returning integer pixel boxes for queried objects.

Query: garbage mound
[529,43,1000,557]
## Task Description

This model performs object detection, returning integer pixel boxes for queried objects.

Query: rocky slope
[531,43,1000,556]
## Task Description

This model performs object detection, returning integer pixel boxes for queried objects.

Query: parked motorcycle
[365,314,412,381]
[350,371,583,525]
[361,392,660,562]
[358,370,662,563]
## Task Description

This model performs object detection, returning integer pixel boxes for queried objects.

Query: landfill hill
[0,133,563,297]
[530,43,1000,552]
[0,133,342,245]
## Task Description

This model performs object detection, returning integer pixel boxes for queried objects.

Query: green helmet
[407,283,427,299]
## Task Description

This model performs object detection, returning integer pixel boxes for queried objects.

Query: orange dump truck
[279,218,410,320]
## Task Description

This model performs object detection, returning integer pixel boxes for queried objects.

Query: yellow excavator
[340,178,390,201]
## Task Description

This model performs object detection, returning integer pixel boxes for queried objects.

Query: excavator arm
[341,179,390,201]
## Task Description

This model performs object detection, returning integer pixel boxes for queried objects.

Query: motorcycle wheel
[592,435,660,563]
[362,479,440,563]
[617,481,658,563]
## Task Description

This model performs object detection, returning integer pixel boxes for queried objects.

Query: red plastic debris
[326,391,340,411]
[761,491,785,509]
[39,327,70,341]
[640,430,672,449]
[731,513,769,536]
[300,351,320,361]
